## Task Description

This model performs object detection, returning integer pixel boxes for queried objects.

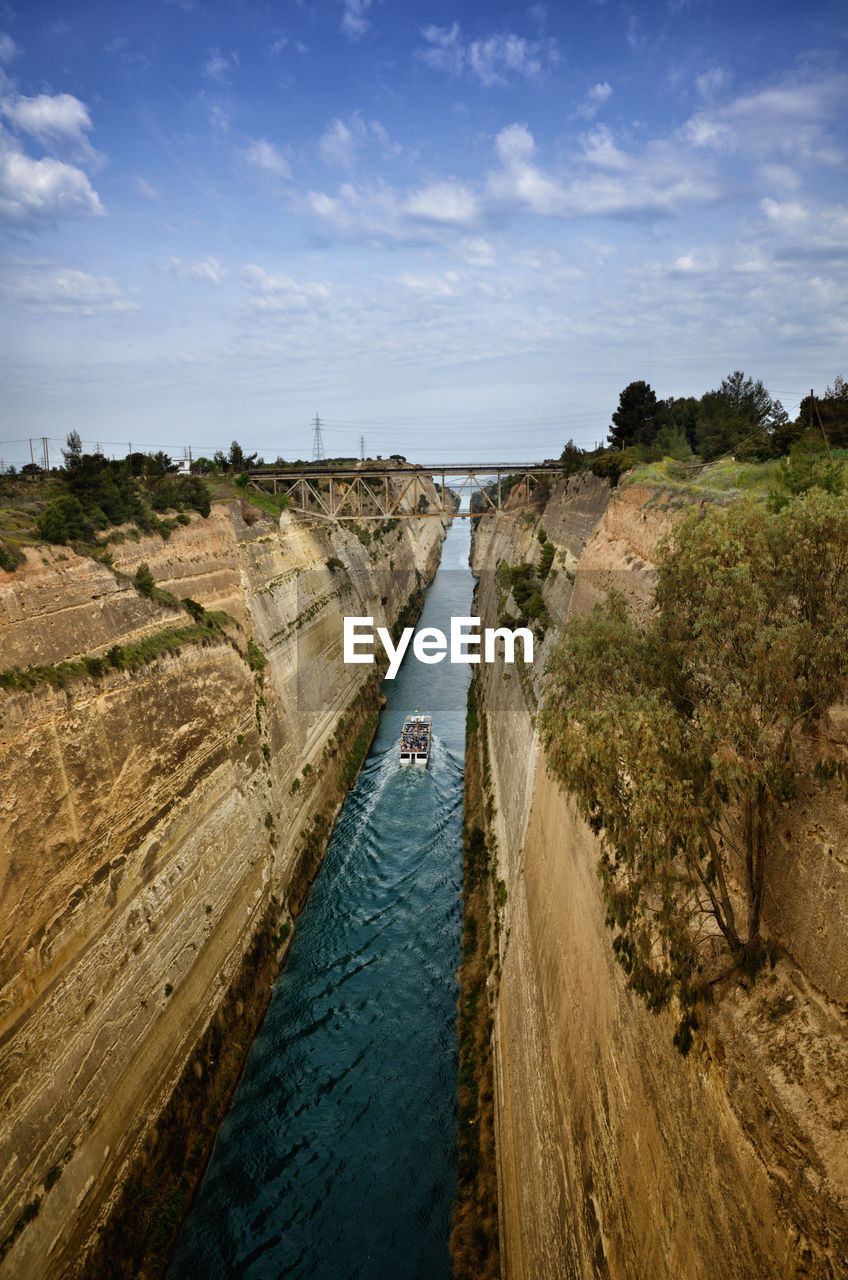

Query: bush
[0,539,24,572]
[538,540,555,579]
[247,639,267,671]
[135,563,155,596]
[36,495,89,544]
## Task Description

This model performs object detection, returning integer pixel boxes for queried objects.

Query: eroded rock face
[471,475,848,1280]
[0,492,447,1278]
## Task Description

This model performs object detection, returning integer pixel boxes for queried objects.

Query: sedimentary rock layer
[0,489,447,1277]
[471,474,848,1279]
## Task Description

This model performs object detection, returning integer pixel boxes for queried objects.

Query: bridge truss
[249,462,563,520]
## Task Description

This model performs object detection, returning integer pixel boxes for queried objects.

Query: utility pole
[809,389,814,483]
[359,434,365,461]
[811,390,834,462]
[41,437,50,472]
[312,413,325,462]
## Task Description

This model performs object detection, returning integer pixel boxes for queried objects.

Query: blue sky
[0,0,846,466]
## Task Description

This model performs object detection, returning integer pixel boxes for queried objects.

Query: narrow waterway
[169,517,474,1280]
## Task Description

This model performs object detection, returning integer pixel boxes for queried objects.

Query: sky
[0,0,846,468]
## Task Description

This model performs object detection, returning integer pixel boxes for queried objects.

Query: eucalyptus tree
[540,491,848,1049]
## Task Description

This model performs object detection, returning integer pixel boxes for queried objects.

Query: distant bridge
[248,462,563,519]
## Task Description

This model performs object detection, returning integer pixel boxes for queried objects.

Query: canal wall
[470,474,848,1279]
[0,483,448,1278]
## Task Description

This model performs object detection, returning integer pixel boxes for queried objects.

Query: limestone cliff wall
[471,475,848,1279]
[0,487,447,1278]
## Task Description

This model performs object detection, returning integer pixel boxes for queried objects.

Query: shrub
[247,640,267,671]
[0,539,24,573]
[135,563,155,596]
[36,495,89,544]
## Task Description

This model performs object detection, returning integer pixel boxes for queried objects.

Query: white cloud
[203,48,235,83]
[242,263,331,310]
[0,126,103,226]
[418,24,465,76]
[686,69,848,166]
[167,256,226,283]
[245,138,290,179]
[405,180,478,224]
[318,115,401,170]
[696,67,726,99]
[761,198,808,229]
[577,81,613,120]
[417,24,557,85]
[0,34,18,63]
[756,163,801,194]
[341,0,372,41]
[370,120,402,159]
[469,34,544,87]
[671,248,720,274]
[460,237,496,266]
[397,270,461,297]
[488,122,726,219]
[206,99,230,132]
[580,124,631,171]
[7,263,135,314]
[494,122,535,166]
[320,118,360,170]
[0,91,103,167]
[133,176,162,201]
[304,116,730,248]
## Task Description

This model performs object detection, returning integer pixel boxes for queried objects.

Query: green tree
[36,495,88,544]
[559,438,585,475]
[608,381,666,450]
[790,377,848,453]
[62,430,83,468]
[228,440,258,472]
[695,371,785,460]
[135,562,155,596]
[540,491,848,1046]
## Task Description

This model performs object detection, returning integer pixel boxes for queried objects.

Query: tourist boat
[399,710,432,767]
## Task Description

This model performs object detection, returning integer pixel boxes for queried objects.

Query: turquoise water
[169,519,474,1279]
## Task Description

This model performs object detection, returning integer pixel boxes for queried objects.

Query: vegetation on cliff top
[540,489,848,1051]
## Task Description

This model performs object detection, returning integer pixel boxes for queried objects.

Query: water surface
[169,519,474,1280]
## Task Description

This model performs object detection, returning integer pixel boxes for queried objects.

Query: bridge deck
[247,461,563,520]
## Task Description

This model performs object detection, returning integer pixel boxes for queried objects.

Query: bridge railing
[246,462,564,519]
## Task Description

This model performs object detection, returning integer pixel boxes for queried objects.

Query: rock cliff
[470,474,848,1279]
[0,487,447,1278]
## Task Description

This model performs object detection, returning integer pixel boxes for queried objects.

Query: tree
[134,562,155,596]
[663,395,700,450]
[608,381,666,450]
[144,451,177,478]
[227,439,256,471]
[63,431,83,468]
[540,491,848,1048]
[792,377,848,453]
[694,371,784,460]
[36,495,88,544]
[559,438,585,476]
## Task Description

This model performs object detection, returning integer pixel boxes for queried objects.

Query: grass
[620,455,784,499]
[0,607,239,691]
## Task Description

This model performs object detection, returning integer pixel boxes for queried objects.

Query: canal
[169,516,474,1279]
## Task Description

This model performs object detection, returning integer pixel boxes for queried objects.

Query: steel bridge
[248,462,563,520]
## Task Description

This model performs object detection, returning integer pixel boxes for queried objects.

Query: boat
[399,710,432,767]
